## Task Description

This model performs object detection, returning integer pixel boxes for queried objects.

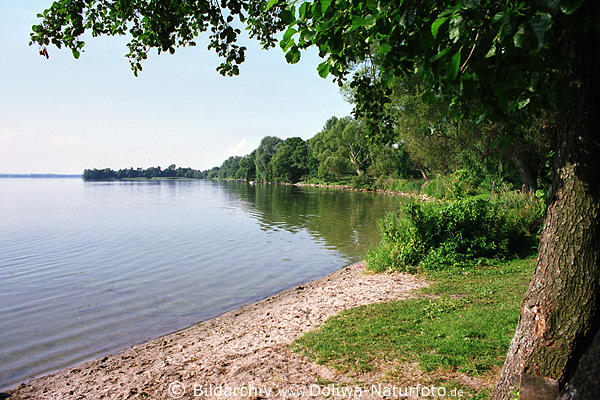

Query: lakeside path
[7,263,426,400]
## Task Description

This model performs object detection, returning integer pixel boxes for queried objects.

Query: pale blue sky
[0,1,352,174]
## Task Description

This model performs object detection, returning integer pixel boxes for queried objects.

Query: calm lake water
[0,178,406,389]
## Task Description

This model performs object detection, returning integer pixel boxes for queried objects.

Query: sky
[0,1,353,174]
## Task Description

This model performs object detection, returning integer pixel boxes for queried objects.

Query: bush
[496,191,546,256]
[374,177,425,194]
[367,194,545,272]
[421,170,480,200]
[350,173,374,189]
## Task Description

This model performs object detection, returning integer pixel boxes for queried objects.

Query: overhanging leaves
[448,50,461,81]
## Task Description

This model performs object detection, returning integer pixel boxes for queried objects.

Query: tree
[309,116,373,179]
[31,1,600,398]
[340,120,371,176]
[254,136,282,182]
[367,141,414,181]
[283,4,599,396]
[217,156,242,179]
[205,166,220,179]
[379,73,550,189]
[235,151,257,181]
[29,0,292,76]
[309,116,353,179]
[270,137,315,183]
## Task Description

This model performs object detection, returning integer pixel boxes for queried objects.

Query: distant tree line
[205,116,418,186]
[83,164,205,180]
[205,107,547,192]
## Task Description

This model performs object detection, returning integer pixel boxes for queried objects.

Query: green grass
[293,257,535,398]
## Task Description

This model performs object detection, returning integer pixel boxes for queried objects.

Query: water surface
[0,178,406,389]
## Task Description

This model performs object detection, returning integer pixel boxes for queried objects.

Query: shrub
[367,194,545,272]
[350,173,374,189]
[374,177,425,194]
[421,170,480,200]
[420,176,449,199]
[496,191,546,256]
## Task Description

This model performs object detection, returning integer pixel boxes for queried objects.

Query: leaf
[513,24,536,49]
[299,2,309,19]
[316,21,331,32]
[378,43,391,56]
[492,11,508,24]
[560,0,585,14]
[529,13,552,47]
[364,15,377,29]
[449,15,463,42]
[280,36,295,51]
[279,7,295,24]
[431,17,448,38]
[317,61,330,78]
[463,0,480,8]
[285,46,301,64]
[517,98,530,109]
[265,0,278,11]
[485,42,496,58]
[438,5,460,18]
[310,1,322,19]
[447,50,461,80]
[381,69,395,86]
[349,16,366,31]
[300,28,317,43]
[321,0,333,14]
[328,33,343,53]
[282,27,297,44]
[430,46,452,62]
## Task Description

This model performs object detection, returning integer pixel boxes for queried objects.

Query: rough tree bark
[491,30,600,400]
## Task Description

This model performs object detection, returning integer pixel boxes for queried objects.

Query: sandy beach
[5,263,425,399]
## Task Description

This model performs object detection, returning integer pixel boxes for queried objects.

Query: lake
[0,178,406,389]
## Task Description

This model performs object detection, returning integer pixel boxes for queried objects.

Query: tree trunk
[491,30,600,400]
[511,152,537,193]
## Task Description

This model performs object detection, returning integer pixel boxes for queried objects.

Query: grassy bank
[292,191,544,398]
[293,257,535,399]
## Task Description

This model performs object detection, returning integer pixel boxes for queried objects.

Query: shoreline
[81,177,434,201]
[6,262,426,399]
[227,179,434,202]
[288,182,433,201]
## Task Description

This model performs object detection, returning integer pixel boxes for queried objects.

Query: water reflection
[217,181,407,258]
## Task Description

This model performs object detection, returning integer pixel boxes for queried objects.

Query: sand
[6,263,426,399]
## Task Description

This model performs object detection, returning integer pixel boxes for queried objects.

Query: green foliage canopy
[270,137,316,183]
[280,0,594,126]
[218,156,242,179]
[235,151,257,181]
[255,135,283,182]
[30,1,596,124]
[30,0,290,76]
